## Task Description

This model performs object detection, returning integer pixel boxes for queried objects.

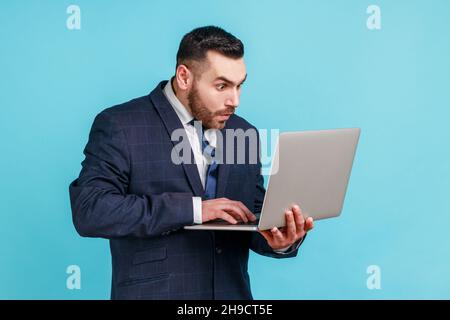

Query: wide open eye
[216,83,226,91]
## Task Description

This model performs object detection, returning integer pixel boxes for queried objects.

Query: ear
[175,64,193,91]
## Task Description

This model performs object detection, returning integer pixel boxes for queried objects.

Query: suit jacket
[69,80,303,300]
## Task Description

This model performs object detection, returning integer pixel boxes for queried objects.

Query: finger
[292,204,302,214]
[305,217,314,231]
[230,201,249,222]
[234,201,257,221]
[222,203,248,222]
[225,209,245,223]
[217,211,238,224]
[271,227,285,243]
[293,205,305,234]
[220,199,255,222]
[285,211,297,241]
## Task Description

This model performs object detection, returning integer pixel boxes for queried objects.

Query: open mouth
[217,113,232,120]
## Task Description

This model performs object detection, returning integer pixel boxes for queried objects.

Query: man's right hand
[201,198,257,224]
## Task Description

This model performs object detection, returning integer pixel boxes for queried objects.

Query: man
[69,26,314,300]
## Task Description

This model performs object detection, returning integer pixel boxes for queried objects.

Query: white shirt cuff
[192,197,202,224]
[274,245,292,253]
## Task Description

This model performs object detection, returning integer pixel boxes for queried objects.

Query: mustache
[214,107,236,116]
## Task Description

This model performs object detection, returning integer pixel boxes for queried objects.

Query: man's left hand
[259,204,314,251]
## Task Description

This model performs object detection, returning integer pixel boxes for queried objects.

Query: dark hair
[176,26,244,72]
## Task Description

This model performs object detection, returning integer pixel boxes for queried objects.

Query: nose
[226,87,240,108]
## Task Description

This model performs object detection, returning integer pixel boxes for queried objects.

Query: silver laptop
[184,128,361,232]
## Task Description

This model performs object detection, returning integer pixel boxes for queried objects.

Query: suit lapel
[149,81,205,198]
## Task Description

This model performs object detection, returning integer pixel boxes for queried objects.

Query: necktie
[188,120,218,199]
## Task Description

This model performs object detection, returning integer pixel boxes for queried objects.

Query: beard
[188,82,234,129]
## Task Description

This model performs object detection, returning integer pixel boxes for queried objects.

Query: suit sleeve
[69,110,194,239]
[249,129,305,258]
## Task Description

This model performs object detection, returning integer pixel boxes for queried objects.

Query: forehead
[203,50,246,83]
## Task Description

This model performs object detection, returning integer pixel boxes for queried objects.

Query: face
[187,51,247,129]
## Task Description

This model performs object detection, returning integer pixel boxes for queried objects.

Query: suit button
[215,247,222,254]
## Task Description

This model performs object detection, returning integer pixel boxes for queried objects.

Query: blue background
[1,0,449,299]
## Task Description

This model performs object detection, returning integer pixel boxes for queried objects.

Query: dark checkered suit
[69,81,303,299]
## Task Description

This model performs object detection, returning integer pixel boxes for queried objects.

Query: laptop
[184,128,361,231]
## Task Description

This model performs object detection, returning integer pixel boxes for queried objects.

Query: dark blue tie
[189,120,218,199]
